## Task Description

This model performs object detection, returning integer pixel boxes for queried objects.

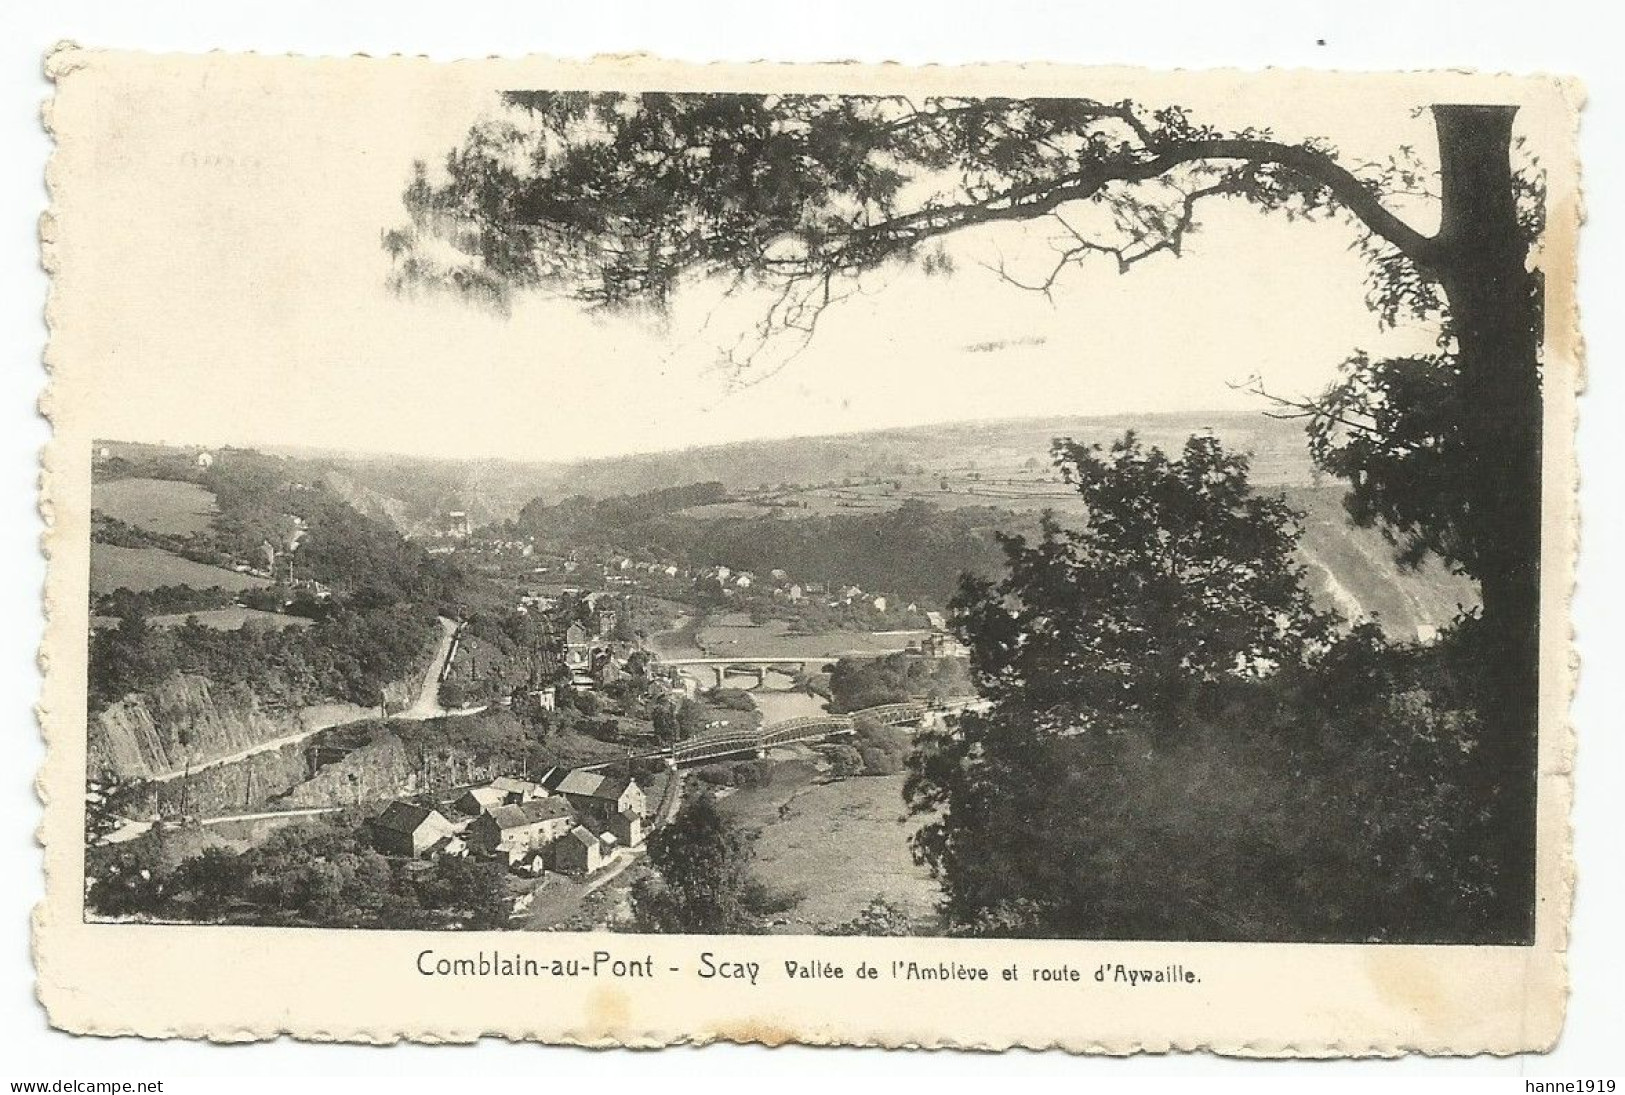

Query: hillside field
[719,760,943,933]
[91,477,218,536]
[89,544,271,596]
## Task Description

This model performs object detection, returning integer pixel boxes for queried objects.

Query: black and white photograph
[31,45,1585,1054]
[76,75,1557,946]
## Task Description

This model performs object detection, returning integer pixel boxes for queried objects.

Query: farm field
[89,543,271,596]
[91,477,217,536]
[149,608,313,631]
[719,760,944,933]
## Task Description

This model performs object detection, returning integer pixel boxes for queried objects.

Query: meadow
[91,477,218,536]
[89,544,270,596]
[719,759,943,933]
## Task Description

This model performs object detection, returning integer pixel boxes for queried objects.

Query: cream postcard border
[34,47,1583,1053]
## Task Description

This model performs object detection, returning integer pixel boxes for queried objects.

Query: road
[400,617,459,720]
[101,805,345,845]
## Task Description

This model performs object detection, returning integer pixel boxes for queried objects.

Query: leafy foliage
[951,433,1329,733]
[88,460,462,717]
[390,93,1426,374]
[826,651,971,713]
[1304,351,1477,571]
[632,793,759,933]
[87,813,513,930]
[906,435,1508,941]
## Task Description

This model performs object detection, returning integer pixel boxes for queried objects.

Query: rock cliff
[90,670,420,784]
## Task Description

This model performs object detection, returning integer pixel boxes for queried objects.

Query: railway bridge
[668,700,933,766]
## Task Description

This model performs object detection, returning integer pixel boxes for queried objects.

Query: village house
[553,825,612,877]
[453,785,506,816]
[564,622,592,669]
[544,769,647,823]
[606,809,645,848]
[468,798,576,862]
[489,776,541,804]
[371,801,455,858]
[872,595,888,613]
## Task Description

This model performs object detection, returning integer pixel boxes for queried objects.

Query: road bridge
[658,655,814,690]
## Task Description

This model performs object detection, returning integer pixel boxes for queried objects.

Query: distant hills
[100,412,1479,640]
[303,411,1323,533]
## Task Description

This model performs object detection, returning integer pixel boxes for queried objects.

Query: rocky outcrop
[91,664,421,784]
[114,739,314,820]
[275,730,515,809]
[89,675,386,783]
[92,676,297,781]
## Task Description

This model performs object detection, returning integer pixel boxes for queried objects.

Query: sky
[49,56,1487,465]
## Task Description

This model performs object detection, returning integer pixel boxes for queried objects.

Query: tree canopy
[906,434,1505,941]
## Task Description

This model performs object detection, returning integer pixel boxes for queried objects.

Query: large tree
[390,91,1545,936]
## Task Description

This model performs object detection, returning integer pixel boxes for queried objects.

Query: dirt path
[400,616,459,720]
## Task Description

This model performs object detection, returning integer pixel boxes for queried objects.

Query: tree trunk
[1432,105,1542,943]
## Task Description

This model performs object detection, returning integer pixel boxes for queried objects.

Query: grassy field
[91,477,218,536]
[696,617,927,660]
[89,544,271,596]
[719,759,944,933]
[149,608,313,631]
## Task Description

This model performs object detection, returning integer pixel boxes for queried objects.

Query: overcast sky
[53,58,1480,464]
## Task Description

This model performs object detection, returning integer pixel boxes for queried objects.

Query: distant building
[922,631,966,659]
[195,450,215,469]
[468,799,575,861]
[553,825,610,877]
[786,584,804,603]
[446,511,471,539]
[371,801,454,858]
[872,595,888,613]
[564,623,592,668]
[925,611,947,631]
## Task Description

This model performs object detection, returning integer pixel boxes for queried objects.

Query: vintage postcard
[36,47,1581,1052]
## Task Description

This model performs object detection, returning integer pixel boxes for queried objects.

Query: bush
[822,744,864,778]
